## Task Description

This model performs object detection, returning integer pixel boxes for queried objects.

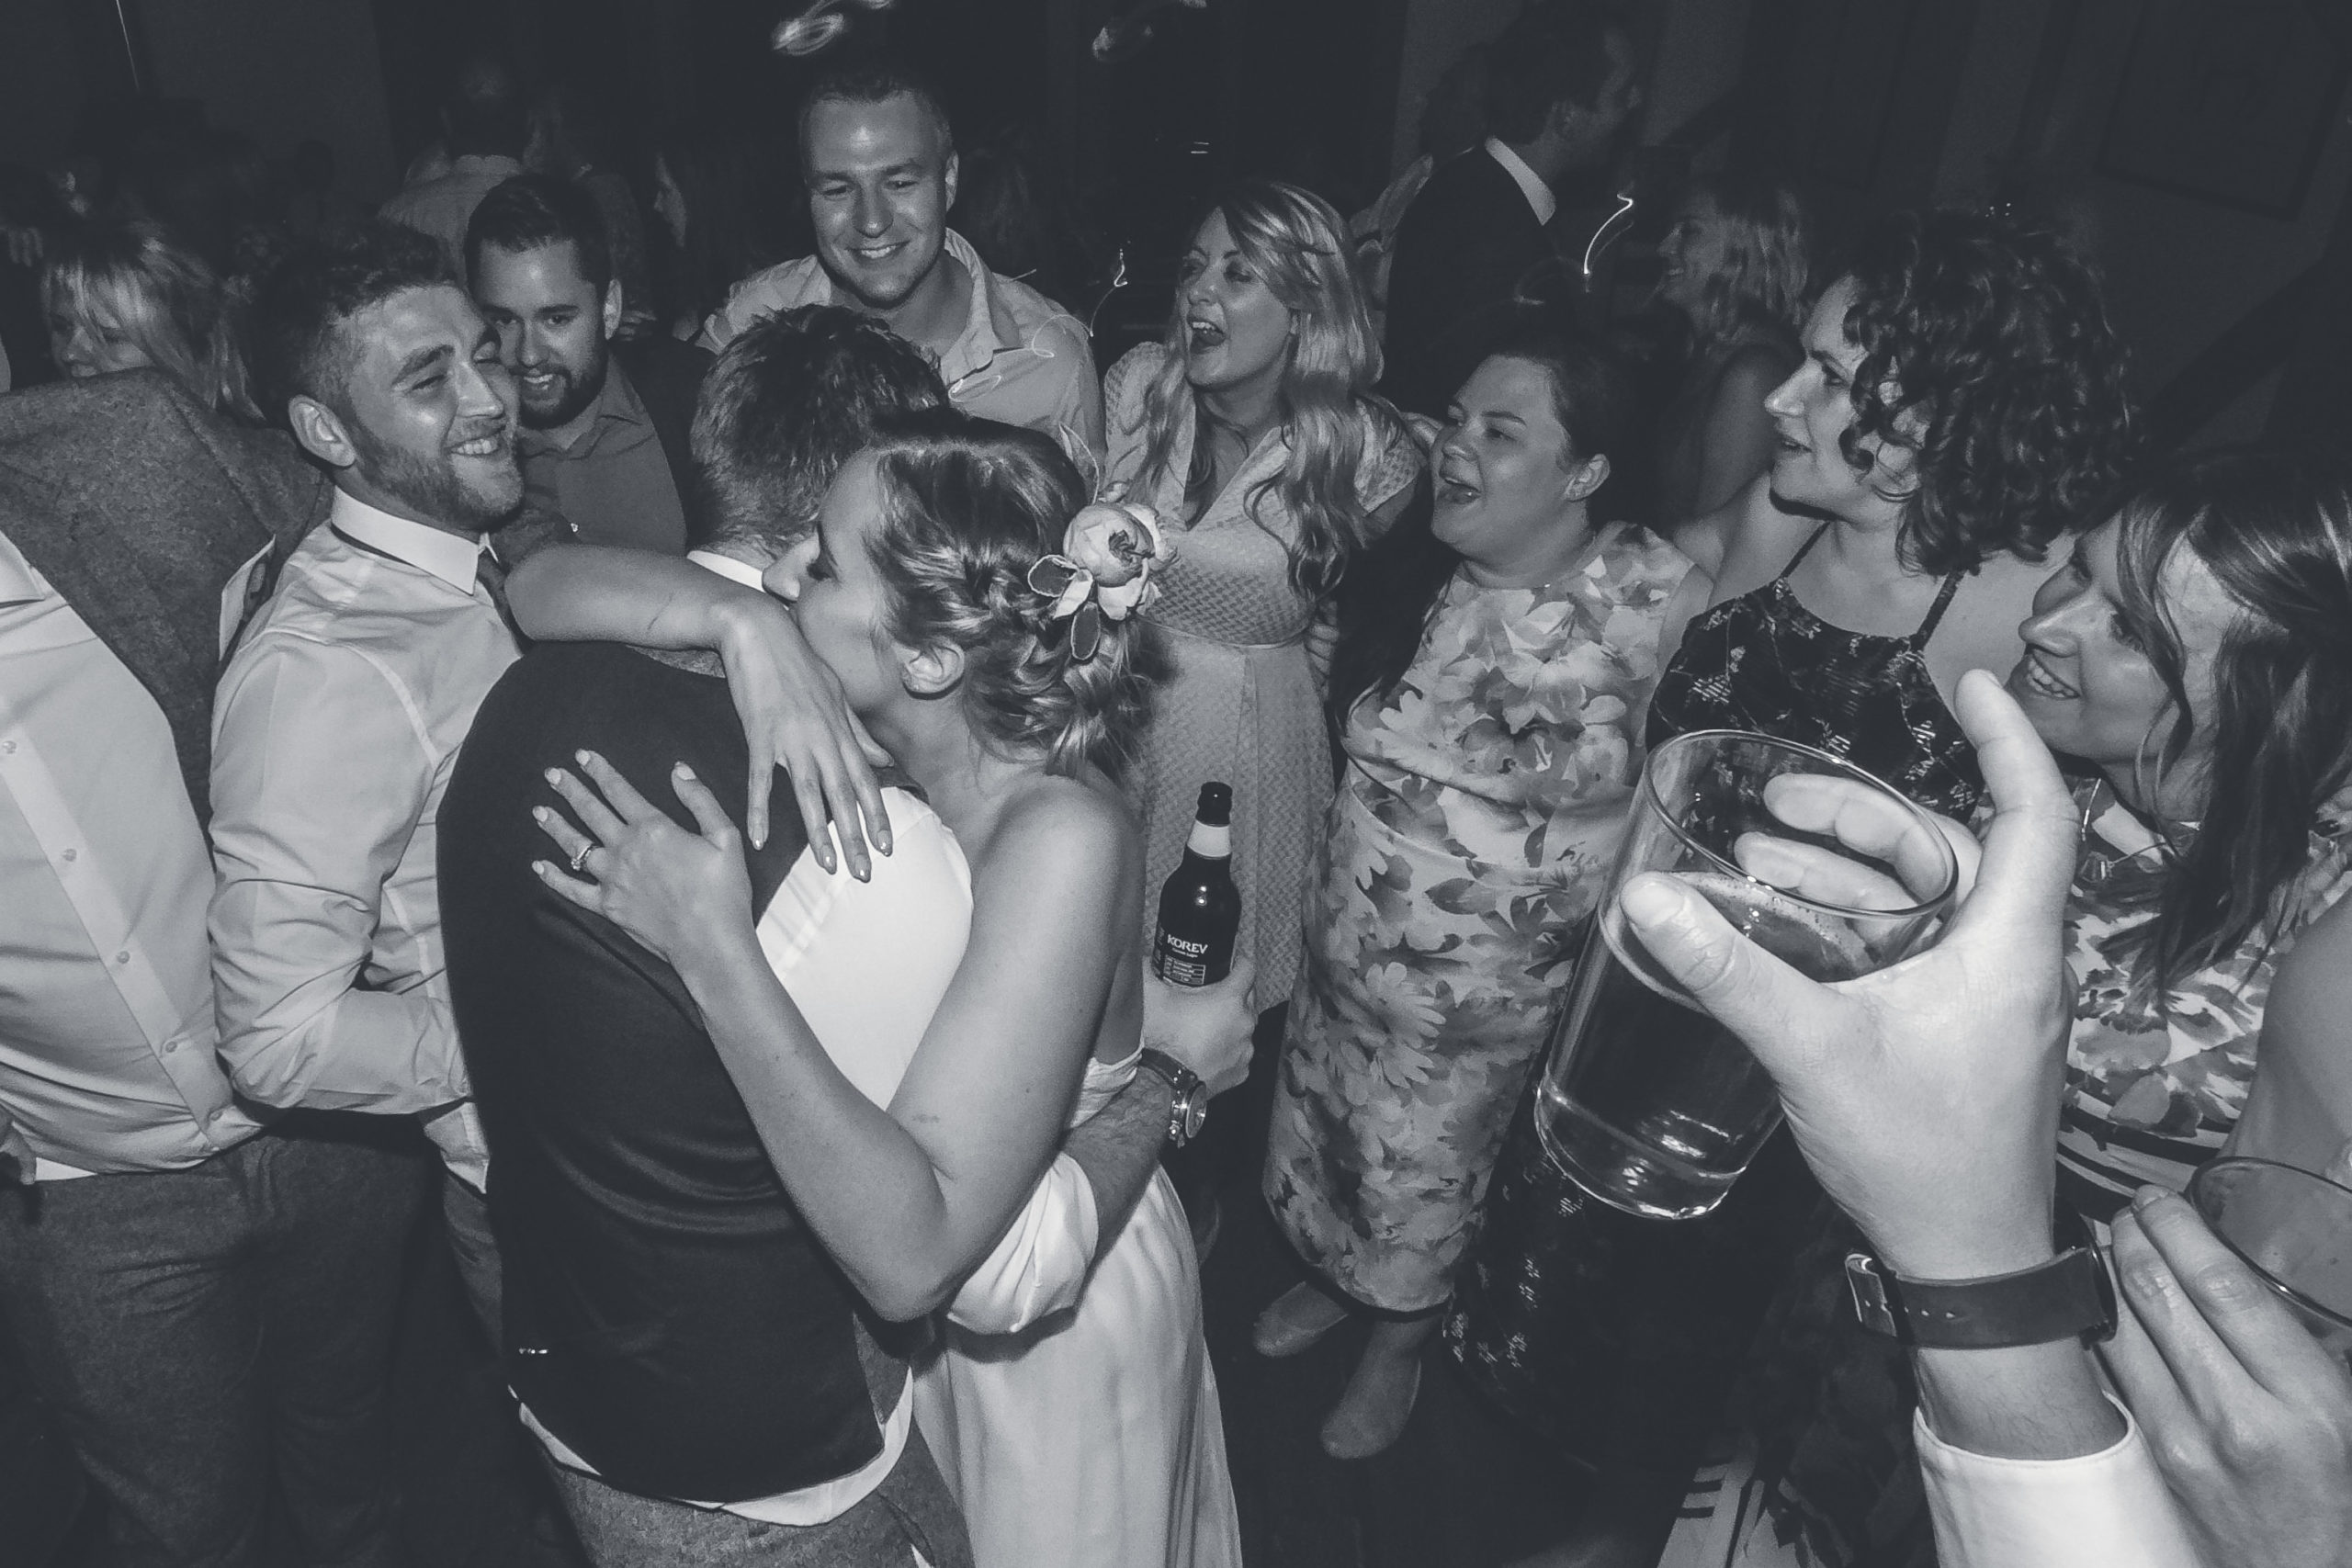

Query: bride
[526,411,1243,1568]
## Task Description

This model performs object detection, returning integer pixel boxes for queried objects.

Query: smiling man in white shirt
[699,54,1102,478]
[212,219,526,1337]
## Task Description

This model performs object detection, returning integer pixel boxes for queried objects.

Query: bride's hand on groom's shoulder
[532,751,758,968]
[1142,961,1256,1098]
[717,590,894,882]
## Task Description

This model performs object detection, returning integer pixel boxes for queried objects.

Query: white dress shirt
[1916,1398,2204,1567]
[209,489,517,1187]
[697,231,1104,479]
[0,527,261,1178]
[1485,137,1559,227]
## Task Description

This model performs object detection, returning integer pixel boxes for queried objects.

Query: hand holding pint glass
[1536,730,1961,1220]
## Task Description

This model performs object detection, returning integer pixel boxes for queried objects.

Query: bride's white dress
[764,794,1242,1568]
[915,1052,1243,1568]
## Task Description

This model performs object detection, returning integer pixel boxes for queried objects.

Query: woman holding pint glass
[1444,209,2137,1565]
[1656,446,2352,1567]
[1257,325,1708,1459]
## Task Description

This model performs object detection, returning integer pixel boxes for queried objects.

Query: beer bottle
[1153,783,1240,987]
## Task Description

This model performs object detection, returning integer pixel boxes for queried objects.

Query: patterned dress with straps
[1646,526,1981,816]
[1444,526,1979,1475]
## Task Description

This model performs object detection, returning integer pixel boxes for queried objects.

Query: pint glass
[1534,730,1959,1219]
[2188,1156,2352,1364]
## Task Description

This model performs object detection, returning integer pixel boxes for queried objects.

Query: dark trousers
[547,1427,973,1568]
[0,1119,428,1568]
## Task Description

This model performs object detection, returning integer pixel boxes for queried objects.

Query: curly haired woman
[1659,448,2352,1567]
[1446,209,2138,1566]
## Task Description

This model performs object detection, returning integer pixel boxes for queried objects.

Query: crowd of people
[5,4,2352,1567]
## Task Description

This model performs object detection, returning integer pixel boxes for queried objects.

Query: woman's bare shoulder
[1675,473,1813,599]
[970,770,1139,880]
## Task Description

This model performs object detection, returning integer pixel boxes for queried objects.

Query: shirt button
[115,951,130,964]
[164,1039,178,1054]
[60,847,76,863]
[1,739,15,754]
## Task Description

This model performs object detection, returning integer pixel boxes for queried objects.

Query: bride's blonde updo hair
[863,411,1155,779]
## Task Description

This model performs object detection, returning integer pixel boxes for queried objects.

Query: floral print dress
[1263,525,1695,1313]
[2057,780,2352,1223]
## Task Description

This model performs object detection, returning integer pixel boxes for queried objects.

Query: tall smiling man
[701,55,1102,475]
[210,220,525,1337]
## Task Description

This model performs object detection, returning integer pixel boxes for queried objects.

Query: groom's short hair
[688,304,949,555]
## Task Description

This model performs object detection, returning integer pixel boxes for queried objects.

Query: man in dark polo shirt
[468,174,707,554]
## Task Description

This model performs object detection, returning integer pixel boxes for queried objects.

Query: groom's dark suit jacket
[441,640,902,1504]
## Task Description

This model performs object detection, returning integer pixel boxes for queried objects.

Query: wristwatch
[1846,1247,2118,1348]
[1137,1048,1208,1150]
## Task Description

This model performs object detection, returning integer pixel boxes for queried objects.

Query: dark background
[8,0,2352,447]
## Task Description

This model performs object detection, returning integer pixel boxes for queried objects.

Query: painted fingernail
[530,861,549,876]
[544,768,562,785]
[575,750,592,765]
[532,806,550,822]
[674,763,695,780]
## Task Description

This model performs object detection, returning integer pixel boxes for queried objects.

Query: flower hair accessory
[1026,499,1171,660]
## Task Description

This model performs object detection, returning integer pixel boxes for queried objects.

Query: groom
[440,305,1250,1564]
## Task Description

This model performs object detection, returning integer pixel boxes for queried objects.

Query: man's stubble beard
[351,421,524,532]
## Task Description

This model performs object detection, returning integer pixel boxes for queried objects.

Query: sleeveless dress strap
[1913,569,1966,643]
[1779,525,1829,581]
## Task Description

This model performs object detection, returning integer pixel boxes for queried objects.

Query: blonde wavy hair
[41,220,259,421]
[1674,175,1813,355]
[865,412,1154,780]
[1133,180,1406,601]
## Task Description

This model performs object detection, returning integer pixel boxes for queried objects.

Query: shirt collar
[944,229,1023,367]
[451,152,524,179]
[0,528,43,605]
[518,357,648,458]
[810,230,1018,378]
[685,548,769,592]
[330,488,484,593]
[1485,138,1558,226]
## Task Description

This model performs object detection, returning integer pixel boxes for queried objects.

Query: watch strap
[1846,1247,2118,1348]
[1137,1048,1201,1097]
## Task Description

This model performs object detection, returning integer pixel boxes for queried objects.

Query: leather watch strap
[1846,1247,2118,1348]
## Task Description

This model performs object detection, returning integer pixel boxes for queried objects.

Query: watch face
[1180,1096,1208,1141]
